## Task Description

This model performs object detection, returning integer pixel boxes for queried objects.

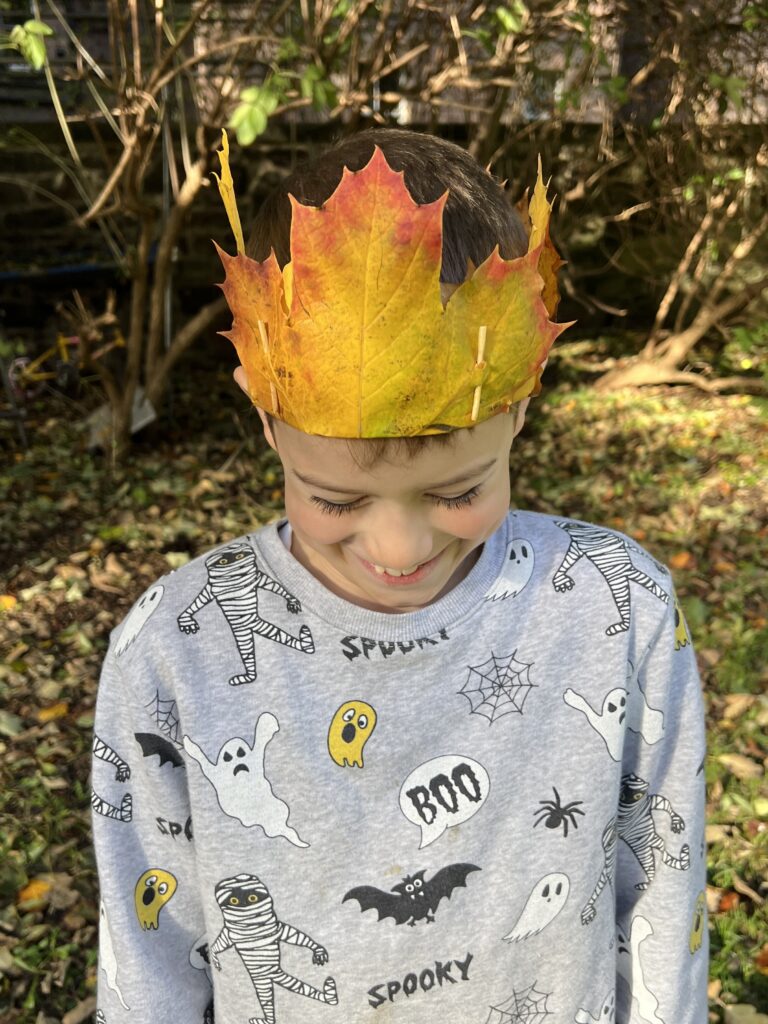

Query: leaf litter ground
[0,368,766,1023]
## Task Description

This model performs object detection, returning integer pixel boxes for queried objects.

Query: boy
[92,129,707,1024]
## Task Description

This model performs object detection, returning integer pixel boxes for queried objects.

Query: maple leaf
[215,135,571,437]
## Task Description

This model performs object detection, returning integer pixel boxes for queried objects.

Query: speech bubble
[399,754,490,848]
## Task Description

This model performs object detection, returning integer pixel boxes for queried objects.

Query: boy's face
[255,399,527,614]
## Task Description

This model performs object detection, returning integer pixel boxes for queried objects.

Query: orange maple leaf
[216,135,571,437]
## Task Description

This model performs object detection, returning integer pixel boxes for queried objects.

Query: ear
[511,356,547,439]
[257,409,280,451]
[233,364,249,396]
[233,365,279,450]
[511,396,531,440]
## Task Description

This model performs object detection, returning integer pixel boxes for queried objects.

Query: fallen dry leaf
[104,552,126,576]
[719,890,741,913]
[670,551,695,570]
[731,873,765,905]
[36,701,69,723]
[722,694,757,720]
[17,877,52,905]
[55,563,87,582]
[88,570,123,594]
[705,824,731,843]
[713,559,736,573]
[717,753,764,780]
[706,885,724,914]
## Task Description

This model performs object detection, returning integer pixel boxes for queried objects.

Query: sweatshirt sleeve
[615,589,708,1024]
[92,644,213,1023]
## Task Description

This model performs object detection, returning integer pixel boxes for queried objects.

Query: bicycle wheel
[7,357,43,401]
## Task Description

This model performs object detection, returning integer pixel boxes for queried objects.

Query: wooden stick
[471,324,487,421]
[470,385,482,422]
[476,324,487,367]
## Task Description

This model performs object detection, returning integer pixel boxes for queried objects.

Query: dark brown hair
[252,128,528,463]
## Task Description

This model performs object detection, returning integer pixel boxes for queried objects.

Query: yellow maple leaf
[216,138,570,437]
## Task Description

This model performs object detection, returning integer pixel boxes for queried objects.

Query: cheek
[439,483,511,540]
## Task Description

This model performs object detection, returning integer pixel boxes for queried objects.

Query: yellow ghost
[134,868,177,930]
[328,700,377,767]
[689,890,705,953]
[674,598,691,650]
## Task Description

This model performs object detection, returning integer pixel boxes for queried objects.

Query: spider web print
[460,651,536,724]
[485,982,553,1024]
[144,691,181,746]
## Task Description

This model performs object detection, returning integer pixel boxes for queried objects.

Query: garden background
[0,2,766,1022]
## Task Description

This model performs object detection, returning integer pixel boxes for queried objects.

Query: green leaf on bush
[230,77,290,147]
[23,19,54,37]
[9,20,53,70]
[300,65,336,110]
[277,37,301,62]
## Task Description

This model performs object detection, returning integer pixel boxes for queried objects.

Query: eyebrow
[292,458,498,496]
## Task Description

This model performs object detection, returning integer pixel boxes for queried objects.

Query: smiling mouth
[371,561,422,577]
[356,549,446,586]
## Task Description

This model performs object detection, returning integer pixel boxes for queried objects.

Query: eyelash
[309,486,481,517]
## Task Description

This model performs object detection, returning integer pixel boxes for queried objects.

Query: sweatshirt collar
[252,515,510,641]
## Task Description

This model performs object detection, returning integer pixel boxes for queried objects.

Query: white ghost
[183,713,308,848]
[99,900,129,1009]
[502,872,570,942]
[563,662,664,761]
[115,584,164,656]
[485,539,535,601]
[575,991,615,1024]
[617,915,665,1024]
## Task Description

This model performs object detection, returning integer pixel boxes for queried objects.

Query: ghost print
[99,900,129,1009]
[183,713,308,847]
[485,539,535,601]
[502,872,570,942]
[617,915,665,1024]
[563,661,664,761]
[115,584,164,656]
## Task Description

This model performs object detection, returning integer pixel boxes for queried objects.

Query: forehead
[274,413,516,491]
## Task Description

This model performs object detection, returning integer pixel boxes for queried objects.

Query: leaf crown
[214,130,572,438]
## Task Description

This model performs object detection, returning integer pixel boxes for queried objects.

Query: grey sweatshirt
[92,509,707,1024]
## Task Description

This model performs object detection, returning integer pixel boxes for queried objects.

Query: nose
[361,505,435,570]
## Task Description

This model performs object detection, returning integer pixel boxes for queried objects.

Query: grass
[0,362,766,1021]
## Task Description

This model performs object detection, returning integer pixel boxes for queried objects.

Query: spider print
[533,788,584,837]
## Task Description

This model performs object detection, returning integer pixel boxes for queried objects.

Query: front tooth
[373,563,419,577]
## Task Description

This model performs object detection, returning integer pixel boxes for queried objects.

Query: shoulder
[109,525,277,666]
[511,509,670,580]
[508,509,674,642]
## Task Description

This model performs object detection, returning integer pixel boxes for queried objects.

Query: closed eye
[309,486,481,517]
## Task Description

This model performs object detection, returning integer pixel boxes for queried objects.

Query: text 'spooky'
[340,629,450,662]
[368,952,474,1008]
